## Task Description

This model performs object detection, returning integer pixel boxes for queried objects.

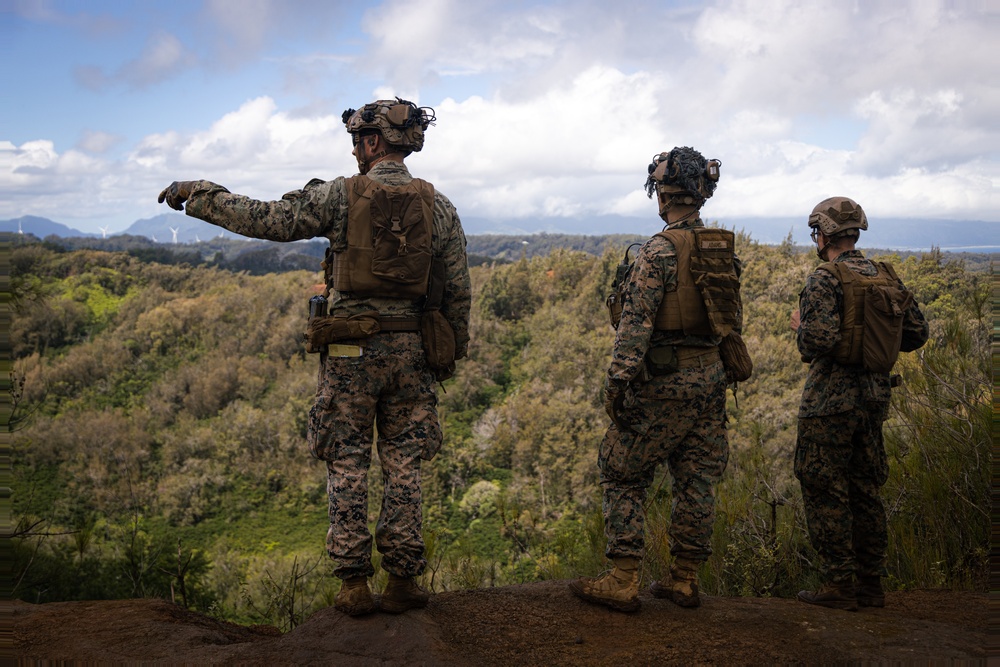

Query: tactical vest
[653,227,741,337]
[818,260,913,373]
[332,174,435,299]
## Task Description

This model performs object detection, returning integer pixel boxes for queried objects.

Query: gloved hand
[157,181,198,211]
[603,377,629,430]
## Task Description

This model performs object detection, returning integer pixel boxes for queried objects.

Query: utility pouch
[420,309,456,381]
[419,256,457,380]
[304,311,381,353]
[719,331,753,383]
[645,345,679,376]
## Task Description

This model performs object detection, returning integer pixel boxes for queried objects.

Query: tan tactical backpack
[818,261,913,373]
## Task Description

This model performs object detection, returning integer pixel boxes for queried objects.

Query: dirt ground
[12,581,989,665]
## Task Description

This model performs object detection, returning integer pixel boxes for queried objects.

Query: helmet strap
[355,134,390,175]
[658,192,701,225]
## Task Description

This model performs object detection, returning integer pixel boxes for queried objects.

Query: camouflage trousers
[794,404,889,585]
[307,332,441,580]
[599,361,729,563]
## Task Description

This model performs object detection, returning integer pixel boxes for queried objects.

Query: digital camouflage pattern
[607,220,738,385]
[184,161,471,357]
[795,250,928,585]
[600,363,728,562]
[601,219,736,565]
[315,332,438,578]
[183,160,471,580]
[796,251,928,419]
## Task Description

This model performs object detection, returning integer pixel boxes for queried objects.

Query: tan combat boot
[568,557,641,612]
[334,576,376,616]
[797,582,858,611]
[380,574,430,614]
[856,576,885,608]
[649,558,701,608]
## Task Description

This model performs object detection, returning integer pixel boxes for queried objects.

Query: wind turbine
[170,226,180,244]
[99,225,110,239]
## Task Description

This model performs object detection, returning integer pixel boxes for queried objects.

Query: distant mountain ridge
[2,214,997,251]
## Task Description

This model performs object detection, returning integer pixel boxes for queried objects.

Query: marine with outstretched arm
[158,97,471,616]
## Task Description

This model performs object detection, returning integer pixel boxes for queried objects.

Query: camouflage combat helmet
[808,196,868,237]
[342,97,436,154]
[644,146,721,206]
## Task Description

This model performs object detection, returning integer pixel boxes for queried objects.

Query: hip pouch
[304,311,381,353]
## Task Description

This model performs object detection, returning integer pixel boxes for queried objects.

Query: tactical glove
[157,181,197,211]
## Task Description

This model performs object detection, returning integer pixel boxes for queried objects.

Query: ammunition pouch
[304,311,381,353]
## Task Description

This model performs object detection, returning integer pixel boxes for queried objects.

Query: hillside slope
[14,582,987,665]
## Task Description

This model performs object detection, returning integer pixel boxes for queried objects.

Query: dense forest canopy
[7,231,990,630]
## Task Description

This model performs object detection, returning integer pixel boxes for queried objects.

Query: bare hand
[790,309,801,331]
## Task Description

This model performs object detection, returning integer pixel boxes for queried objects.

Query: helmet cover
[644,146,720,205]
[808,196,868,236]
[342,97,436,154]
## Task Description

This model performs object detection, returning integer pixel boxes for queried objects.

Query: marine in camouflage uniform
[571,147,738,612]
[792,196,927,611]
[158,98,471,616]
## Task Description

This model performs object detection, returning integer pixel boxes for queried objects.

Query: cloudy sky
[2,0,998,239]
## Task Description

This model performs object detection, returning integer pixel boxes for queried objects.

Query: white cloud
[0,139,131,225]
[361,0,562,85]
[853,87,998,174]
[77,130,122,154]
[6,0,999,233]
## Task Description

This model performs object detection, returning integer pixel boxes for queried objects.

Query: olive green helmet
[808,196,868,237]
[644,146,721,205]
[342,97,436,154]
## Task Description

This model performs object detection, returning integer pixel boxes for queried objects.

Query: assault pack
[304,175,458,380]
[332,174,435,298]
[606,227,752,383]
[816,261,913,373]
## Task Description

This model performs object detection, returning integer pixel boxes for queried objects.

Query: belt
[675,346,721,369]
[378,316,422,332]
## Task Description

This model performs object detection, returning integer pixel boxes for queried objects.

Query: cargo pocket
[307,393,337,461]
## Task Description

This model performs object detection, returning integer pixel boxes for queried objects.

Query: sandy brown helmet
[808,196,868,237]
[644,147,721,219]
[342,97,436,155]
